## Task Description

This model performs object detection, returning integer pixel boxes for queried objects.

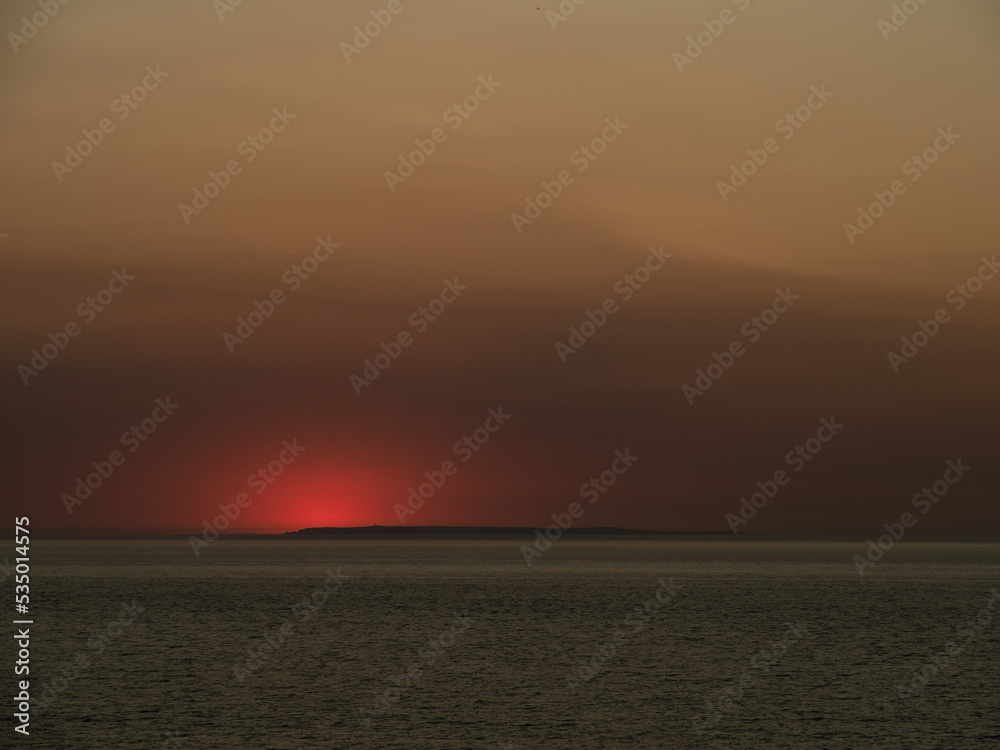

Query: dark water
[15,540,1000,749]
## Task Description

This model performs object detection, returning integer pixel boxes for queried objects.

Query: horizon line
[14,524,1000,541]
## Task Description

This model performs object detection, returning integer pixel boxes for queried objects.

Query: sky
[1,0,998,535]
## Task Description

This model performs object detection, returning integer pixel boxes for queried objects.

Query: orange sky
[1,0,998,535]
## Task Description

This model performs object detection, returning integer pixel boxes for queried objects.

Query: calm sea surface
[17,540,1000,749]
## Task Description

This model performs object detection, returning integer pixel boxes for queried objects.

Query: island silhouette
[282,526,730,537]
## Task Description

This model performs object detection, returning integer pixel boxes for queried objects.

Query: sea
[16,539,1000,749]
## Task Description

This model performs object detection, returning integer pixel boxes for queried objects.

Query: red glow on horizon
[228,471,391,532]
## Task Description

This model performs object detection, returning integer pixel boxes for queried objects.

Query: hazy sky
[2,0,998,534]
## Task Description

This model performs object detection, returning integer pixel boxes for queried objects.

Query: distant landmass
[284,526,730,537]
